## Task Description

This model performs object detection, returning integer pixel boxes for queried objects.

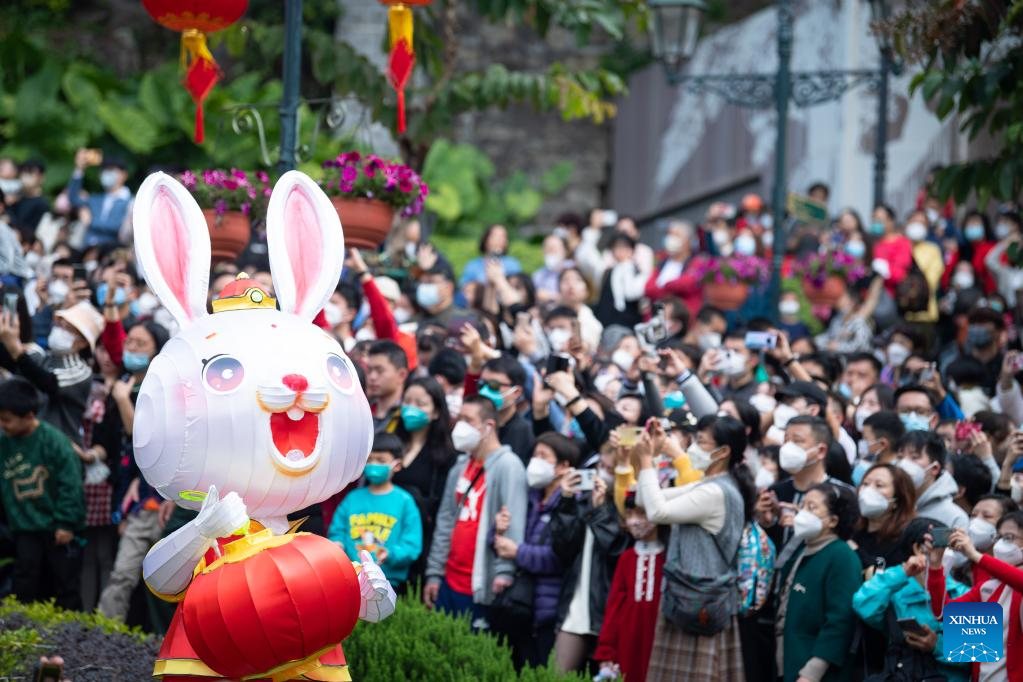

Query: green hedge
[0,595,586,682]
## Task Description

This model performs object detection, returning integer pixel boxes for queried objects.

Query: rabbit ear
[132,173,211,327]
[266,170,344,322]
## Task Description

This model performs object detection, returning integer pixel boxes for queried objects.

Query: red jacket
[931,555,1023,682]
[644,256,703,318]
[873,235,913,295]
[941,242,997,295]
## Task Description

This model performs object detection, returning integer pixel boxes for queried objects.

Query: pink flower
[181,170,197,188]
[342,166,357,183]
[223,179,239,191]
[256,171,269,183]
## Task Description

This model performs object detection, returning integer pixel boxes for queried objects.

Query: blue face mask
[479,383,505,410]
[869,221,885,235]
[844,241,866,259]
[838,383,853,399]
[664,391,686,409]
[400,404,431,432]
[965,224,986,242]
[96,283,127,307]
[122,351,151,373]
[851,459,871,487]
[900,412,931,432]
[364,463,393,485]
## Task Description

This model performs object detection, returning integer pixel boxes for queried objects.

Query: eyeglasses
[999,533,1021,544]
[478,379,512,392]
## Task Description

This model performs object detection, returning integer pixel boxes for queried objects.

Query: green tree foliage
[883,0,1023,206]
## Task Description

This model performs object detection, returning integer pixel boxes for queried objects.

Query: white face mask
[886,342,910,367]
[611,349,635,372]
[854,406,875,433]
[1011,480,1023,504]
[47,326,77,354]
[968,517,998,552]
[698,332,722,351]
[394,307,412,324]
[994,539,1023,566]
[712,230,730,246]
[663,234,683,254]
[925,208,940,225]
[995,221,1013,240]
[779,441,813,474]
[896,458,928,489]
[754,467,776,489]
[404,242,418,259]
[686,443,714,471]
[47,279,69,305]
[548,328,572,353]
[526,457,557,489]
[544,253,564,271]
[451,420,482,453]
[734,234,757,256]
[778,299,801,317]
[953,271,975,290]
[943,549,969,572]
[136,291,160,317]
[749,393,777,415]
[793,509,825,541]
[773,403,800,430]
[445,392,463,418]
[722,351,748,378]
[858,486,890,519]
[905,222,928,242]
[323,302,344,328]
[416,282,441,309]
[857,439,875,460]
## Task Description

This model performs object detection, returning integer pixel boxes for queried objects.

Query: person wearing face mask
[67,151,133,248]
[954,308,1006,396]
[423,396,527,623]
[0,300,101,446]
[869,204,913,295]
[327,434,423,590]
[943,512,1023,682]
[629,415,753,681]
[593,491,665,682]
[812,277,884,354]
[682,305,728,354]
[852,464,917,576]
[852,411,905,485]
[705,329,758,403]
[756,416,854,557]
[853,517,970,682]
[416,260,475,327]
[962,494,1018,582]
[461,345,534,466]
[533,234,572,304]
[8,159,49,235]
[593,234,647,330]
[345,249,419,370]
[896,430,968,530]
[777,292,810,344]
[942,210,997,295]
[775,483,862,682]
[491,433,580,668]
[458,224,523,288]
[645,220,705,318]
[984,210,1023,306]
[393,378,457,577]
[901,209,944,324]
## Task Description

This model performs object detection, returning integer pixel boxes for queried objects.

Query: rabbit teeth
[287,407,305,421]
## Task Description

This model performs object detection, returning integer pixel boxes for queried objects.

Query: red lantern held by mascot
[142,0,248,143]
[133,170,391,681]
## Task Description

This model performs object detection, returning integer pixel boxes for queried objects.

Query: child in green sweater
[0,376,85,609]
[328,433,422,592]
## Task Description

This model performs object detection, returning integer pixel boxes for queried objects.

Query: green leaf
[426,182,463,221]
[998,161,1015,200]
[96,100,161,153]
[539,160,574,194]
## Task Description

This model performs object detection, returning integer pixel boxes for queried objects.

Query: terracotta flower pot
[330,197,395,250]
[202,209,251,263]
[703,282,749,311]
[802,275,846,307]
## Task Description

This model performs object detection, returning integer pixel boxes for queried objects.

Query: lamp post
[278,0,304,174]
[648,0,892,317]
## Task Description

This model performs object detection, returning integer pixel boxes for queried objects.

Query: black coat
[549,493,629,633]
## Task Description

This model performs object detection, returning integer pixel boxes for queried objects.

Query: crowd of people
[2,153,1023,682]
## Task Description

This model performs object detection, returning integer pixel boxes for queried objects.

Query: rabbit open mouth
[269,408,321,472]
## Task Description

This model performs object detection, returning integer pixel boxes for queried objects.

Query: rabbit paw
[358,550,396,623]
[194,485,249,541]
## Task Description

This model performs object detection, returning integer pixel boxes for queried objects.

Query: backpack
[736,521,776,616]
[895,256,930,313]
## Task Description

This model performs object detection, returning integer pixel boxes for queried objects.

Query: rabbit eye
[326,354,354,394]
[203,355,245,394]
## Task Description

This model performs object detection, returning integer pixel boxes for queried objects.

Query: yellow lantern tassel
[181,28,215,69]
[388,4,413,49]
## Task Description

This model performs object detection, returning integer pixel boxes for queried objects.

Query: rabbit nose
[282,374,309,393]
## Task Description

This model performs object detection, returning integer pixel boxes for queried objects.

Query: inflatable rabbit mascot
[133,171,393,682]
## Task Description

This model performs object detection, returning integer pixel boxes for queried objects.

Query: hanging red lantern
[179,530,361,679]
[379,0,431,134]
[143,0,249,144]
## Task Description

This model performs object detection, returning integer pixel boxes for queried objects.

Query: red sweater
[593,545,664,682]
[100,319,126,367]
[941,242,997,295]
[644,257,703,318]
[932,555,1023,682]
[873,235,914,295]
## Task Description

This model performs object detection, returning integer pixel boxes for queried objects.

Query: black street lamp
[648,0,894,318]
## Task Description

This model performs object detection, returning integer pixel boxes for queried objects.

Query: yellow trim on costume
[211,286,277,312]
[154,657,221,677]
[302,665,351,681]
[243,643,338,682]
[201,528,301,574]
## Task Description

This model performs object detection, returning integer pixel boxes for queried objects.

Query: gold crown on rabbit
[210,273,278,313]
